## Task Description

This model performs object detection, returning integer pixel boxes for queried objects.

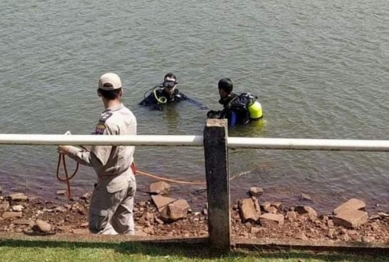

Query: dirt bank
[0,187,388,244]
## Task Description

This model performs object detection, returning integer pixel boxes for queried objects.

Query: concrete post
[203,119,231,252]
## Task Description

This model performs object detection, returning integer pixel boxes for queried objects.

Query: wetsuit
[139,87,188,111]
[207,93,262,127]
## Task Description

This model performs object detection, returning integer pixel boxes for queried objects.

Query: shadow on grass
[0,238,389,261]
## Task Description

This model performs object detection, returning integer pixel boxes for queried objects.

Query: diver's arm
[176,91,188,100]
[220,108,237,127]
[178,91,209,110]
[139,93,157,106]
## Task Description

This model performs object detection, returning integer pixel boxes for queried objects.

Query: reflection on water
[229,119,267,137]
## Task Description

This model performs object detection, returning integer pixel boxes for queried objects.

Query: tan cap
[98,73,122,90]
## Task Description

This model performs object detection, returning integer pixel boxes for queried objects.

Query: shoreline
[0,183,388,244]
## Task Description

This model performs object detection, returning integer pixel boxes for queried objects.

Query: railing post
[203,119,231,252]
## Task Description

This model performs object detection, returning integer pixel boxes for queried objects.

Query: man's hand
[57,146,70,155]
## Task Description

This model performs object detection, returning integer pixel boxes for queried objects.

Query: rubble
[0,188,386,244]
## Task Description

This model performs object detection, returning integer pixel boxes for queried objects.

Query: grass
[0,238,388,262]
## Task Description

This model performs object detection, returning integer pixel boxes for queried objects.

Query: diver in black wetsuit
[139,73,208,111]
[207,78,263,127]
[139,73,187,110]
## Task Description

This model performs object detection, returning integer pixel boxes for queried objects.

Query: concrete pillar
[203,119,231,252]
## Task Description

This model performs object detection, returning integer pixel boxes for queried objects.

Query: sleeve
[177,91,188,100]
[66,123,114,168]
[220,108,237,127]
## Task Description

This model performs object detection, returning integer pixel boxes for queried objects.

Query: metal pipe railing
[0,134,388,152]
[227,137,389,151]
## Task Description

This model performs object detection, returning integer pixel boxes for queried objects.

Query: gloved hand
[207,110,221,119]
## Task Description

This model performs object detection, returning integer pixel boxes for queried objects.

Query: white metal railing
[0,134,388,151]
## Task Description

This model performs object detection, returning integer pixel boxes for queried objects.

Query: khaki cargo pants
[89,170,136,235]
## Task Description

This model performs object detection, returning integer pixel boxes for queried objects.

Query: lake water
[1,0,389,213]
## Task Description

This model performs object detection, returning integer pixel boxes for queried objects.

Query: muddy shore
[0,184,388,244]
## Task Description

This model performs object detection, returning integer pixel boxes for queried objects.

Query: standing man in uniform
[57,72,137,235]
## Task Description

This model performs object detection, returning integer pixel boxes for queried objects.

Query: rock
[135,230,148,236]
[295,206,317,219]
[56,190,67,196]
[271,202,282,209]
[154,217,164,225]
[239,198,261,222]
[72,229,89,234]
[80,192,92,200]
[378,212,389,218]
[261,202,271,211]
[8,193,28,202]
[300,193,312,201]
[286,211,297,220]
[54,206,67,213]
[202,208,208,216]
[80,222,89,227]
[12,205,24,212]
[327,228,335,238]
[250,227,262,234]
[0,186,2,195]
[199,230,208,236]
[369,215,380,220]
[138,212,154,225]
[0,201,10,211]
[149,182,171,195]
[295,232,308,240]
[143,226,154,235]
[34,220,52,232]
[13,219,33,226]
[264,206,278,214]
[173,199,190,211]
[333,198,365,215]
[333,210,368,228]
[362,236,375,243]
[2,212,22,219]
[341,233,351,242]
[347,230,359,240]
[259,213,284,227]
[160,204,188,222]
[151,195,177,212]
[57,225,73,232]
[248,187,263,197]
[138,215,147,225]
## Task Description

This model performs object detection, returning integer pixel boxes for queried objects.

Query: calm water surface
[1,0,389,212]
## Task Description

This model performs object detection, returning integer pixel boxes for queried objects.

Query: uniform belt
[97,162,136,179]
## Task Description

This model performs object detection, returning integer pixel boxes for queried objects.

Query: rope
[136,170,206,185]
[56,156,253,199]
[56,156,206,200]
[56,153,79,200]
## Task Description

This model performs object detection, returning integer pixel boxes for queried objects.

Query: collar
[104,103,124,112]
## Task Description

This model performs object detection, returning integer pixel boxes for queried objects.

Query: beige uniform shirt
[67,103,137,180]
